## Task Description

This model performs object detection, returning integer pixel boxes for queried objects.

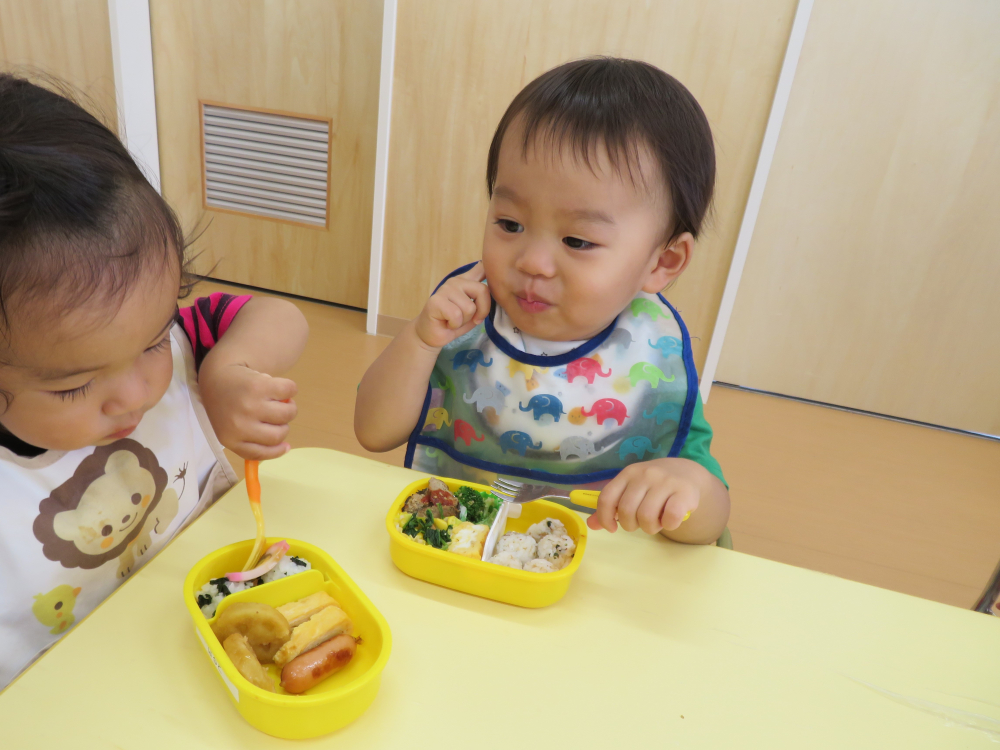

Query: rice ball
[522,558,556,574]
[496,532,537,564]
[536,533,576,570]
[488,551,524,570]
[260,555,311,584]
[527,518,567,542]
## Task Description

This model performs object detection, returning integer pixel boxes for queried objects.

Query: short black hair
[0,73,190,339]
[486,57,716,242]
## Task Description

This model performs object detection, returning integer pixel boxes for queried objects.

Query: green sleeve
[677,392,728,489]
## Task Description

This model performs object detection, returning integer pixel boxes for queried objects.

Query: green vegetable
[402,509,452,550]
[456,486,502,526]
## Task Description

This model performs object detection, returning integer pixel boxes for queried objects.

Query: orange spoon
[241,459,267,572]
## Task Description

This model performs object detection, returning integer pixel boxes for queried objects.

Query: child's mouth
[107,424,138,440]
[514,294,552,314]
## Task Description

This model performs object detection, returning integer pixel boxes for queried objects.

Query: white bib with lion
[0,324,236,688]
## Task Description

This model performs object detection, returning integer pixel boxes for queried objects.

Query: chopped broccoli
[456,486,502,526]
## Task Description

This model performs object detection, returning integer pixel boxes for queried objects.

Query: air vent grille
[202,103,329,227]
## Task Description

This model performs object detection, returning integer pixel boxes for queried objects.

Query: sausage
[279,634,356,694]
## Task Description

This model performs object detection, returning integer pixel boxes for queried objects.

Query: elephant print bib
[407,272,698,487]
[0,325,236,688]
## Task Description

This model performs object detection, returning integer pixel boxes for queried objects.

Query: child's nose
[515,241,557,278]
[104,371,150,416]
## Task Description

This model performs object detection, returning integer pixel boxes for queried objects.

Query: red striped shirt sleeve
[176,293,252,370]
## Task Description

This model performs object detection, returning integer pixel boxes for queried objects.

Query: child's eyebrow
[492,185,525,205]
[562,208,615,225]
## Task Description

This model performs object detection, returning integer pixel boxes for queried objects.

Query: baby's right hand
[413,262,491,349]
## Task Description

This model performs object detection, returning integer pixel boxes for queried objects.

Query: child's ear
[642,232,694,293]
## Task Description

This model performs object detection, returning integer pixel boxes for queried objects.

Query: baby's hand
[587,458,700,535]
[199,362,298,461]
[414,262,491,349]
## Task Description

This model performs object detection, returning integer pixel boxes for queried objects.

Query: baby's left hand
[587,458,701,535]
[199,361,299,461]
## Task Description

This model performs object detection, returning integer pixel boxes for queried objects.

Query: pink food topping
[225,540,290,582]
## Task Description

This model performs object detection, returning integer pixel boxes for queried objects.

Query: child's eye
[563,236,595,250]
[144,335,171,354]
[495,219,523,234]
[50,381,94,401]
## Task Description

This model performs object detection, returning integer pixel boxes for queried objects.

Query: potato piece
[223,633,275,692]
[212,602,291,663]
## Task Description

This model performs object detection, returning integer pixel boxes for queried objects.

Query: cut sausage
[279,634,356,694]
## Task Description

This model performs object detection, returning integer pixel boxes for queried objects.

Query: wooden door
[0,0,115,122]
[377,0,799,370]
[149,0,382,308]
[717,0,1000,435]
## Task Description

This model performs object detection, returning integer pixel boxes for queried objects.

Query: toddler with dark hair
[0,74,307,686]
[357,58,730,544]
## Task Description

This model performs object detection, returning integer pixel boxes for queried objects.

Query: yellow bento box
[183,538,391,740]
[386,477,587,608]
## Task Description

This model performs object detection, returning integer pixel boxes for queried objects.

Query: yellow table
[2,449,998,748]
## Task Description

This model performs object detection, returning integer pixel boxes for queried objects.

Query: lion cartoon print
[33,440,180,579]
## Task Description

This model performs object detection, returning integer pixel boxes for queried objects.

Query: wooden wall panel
[379,0,798,371]
[717,0,1000,435]
[0,0,115,123]
[150,0,382,308]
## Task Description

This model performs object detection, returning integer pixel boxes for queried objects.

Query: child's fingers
[459,261,486,282]
[614,480,651,533]
[264,376,298,402]
[236,441,291,461]
[636,487,672,535]
[433,298,469,329]
[242,421,291,447]
[590,475,628,532]
[462,277,492,321]
[259,398,298,426]
[445,287,479,322]
[661,485,699,531]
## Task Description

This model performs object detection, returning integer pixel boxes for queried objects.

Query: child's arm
[198,297,309,460]
[587,458,731,544]
[355,263,490,452]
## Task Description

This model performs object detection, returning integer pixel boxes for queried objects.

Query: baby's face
[0,261,179,451]
[482,127,684,341]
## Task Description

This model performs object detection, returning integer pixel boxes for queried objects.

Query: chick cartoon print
[31,584,82,634]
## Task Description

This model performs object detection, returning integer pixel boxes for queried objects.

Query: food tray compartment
[386,477,587,608]
[184,538,391,739]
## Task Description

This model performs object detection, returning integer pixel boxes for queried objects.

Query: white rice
[195,578,254,618]
[194,554,312,617]
[527,518,567,542]
[260,555,311,583]
[488,551,524,569]
[523,558,556,574]
[496,532,537,564]
[536,533,576,570]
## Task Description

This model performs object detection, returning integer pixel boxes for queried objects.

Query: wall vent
[201,103,330,227]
